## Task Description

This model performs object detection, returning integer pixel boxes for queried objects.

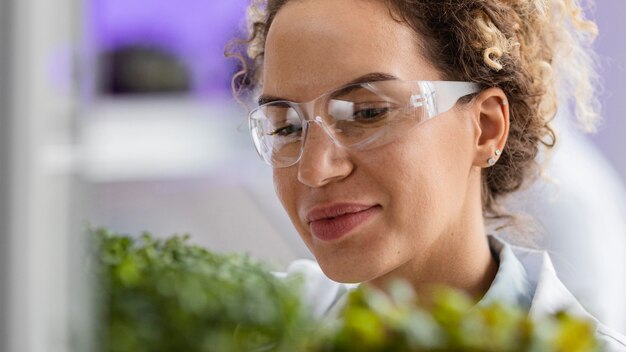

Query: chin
[315,255,382,284]
[310,235,399,284]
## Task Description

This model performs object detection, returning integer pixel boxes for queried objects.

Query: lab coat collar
[505,236,626,350]
[486,234,591,318]
[478,235,533,309]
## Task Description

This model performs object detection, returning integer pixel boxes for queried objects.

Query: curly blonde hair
[226,0,599,226]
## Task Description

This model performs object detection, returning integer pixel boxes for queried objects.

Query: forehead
[262,0,441,102]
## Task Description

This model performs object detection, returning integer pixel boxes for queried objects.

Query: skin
[263,0,510,300]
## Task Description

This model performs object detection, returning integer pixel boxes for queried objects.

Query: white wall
[0,0,14,348]
[1,0,86,351]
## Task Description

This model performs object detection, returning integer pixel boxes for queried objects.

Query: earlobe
[472,88,510,168]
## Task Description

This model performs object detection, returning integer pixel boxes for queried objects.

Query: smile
[307,204,381,242]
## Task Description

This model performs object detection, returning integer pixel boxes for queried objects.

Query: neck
[366,168,498,303]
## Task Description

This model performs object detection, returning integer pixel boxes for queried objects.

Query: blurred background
[0,0,624,351]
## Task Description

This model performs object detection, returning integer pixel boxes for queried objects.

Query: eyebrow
[257,72,400,105]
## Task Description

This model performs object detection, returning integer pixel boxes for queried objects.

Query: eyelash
[269,124,302,137]
[352,107,391,122]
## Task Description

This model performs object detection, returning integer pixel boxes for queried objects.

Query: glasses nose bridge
[295,96,338,142]
[301,116,339,150]
[295,94,326,123]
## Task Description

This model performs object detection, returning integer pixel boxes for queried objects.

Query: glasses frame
[249,79,481,168]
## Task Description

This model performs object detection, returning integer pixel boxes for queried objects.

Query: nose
[297,117,353,188]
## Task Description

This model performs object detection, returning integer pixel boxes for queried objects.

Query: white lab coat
[279,237,626,351]
[508,241,626,351]
[504,115,626,332]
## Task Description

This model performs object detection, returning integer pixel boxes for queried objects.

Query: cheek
[386,147,442,226]
[370,120,471,229]
[273,168,311,239]
[353,137,436,232]
[416,118,475,219]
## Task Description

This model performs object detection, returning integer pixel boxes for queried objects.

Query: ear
[470,88,509,168]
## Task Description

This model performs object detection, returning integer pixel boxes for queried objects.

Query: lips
[306,203,380,242]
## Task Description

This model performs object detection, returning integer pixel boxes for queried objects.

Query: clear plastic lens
[249,80,479,167]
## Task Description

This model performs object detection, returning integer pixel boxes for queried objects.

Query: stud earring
[487,149,502,167]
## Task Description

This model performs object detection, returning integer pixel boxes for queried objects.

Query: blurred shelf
[79,95,262,183]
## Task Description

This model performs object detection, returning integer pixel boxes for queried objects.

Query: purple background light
[92,0,250,95]
[590,2,626,184]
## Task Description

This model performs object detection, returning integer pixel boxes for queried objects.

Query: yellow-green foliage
[95,230,600,352]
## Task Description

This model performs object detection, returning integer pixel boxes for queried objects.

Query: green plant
[95,230,600,352]
[96,229,313,352]
[314,283,600,352]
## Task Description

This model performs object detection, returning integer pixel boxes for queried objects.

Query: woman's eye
[353,107,390,122]
[269,124,302,137]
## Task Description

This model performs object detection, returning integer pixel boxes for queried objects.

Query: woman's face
[264,0,479,283]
